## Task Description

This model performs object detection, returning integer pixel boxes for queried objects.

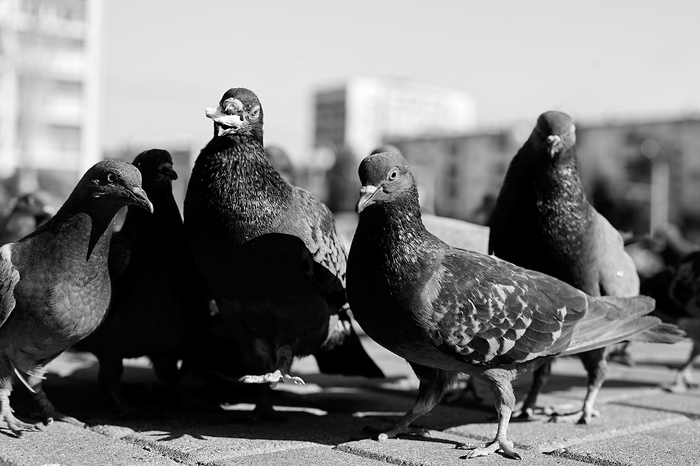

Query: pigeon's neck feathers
[355,186,433,283]
[194,133,294,212]
[535,147,594,224]
[26,191,121,262]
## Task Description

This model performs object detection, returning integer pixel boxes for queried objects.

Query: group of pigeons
[0,87,697,460]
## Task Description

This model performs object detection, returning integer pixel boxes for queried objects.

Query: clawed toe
[2,414,45,437]
[364,424,431,441]
[514,405,554,421]
[239,370,305,386]
[460,440,522,460]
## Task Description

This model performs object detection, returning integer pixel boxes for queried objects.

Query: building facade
[313,76,476,161]
[0,0,102,198]
[390,117,700,235]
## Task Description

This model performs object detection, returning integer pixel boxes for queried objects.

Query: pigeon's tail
[562,295,686,357]
[314,310,384,378]
[627,323,687,344]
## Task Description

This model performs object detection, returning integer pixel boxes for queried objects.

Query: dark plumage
[0,193,55,245]
[346,151,684,459]
[641,251,700,391]
[184,88,381,416]
[74,150,211,416]
[488,111,645,424]
[0,160,152,436]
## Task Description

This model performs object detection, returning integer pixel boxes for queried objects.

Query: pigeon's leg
[150,352,210,411]
[460,373,521,460]
[667,342,700,392]
[516,360,553,420]
[550,348,606,424]
[28,370,85,428]
[96,355,132,417]
[368,363,457,441]
[239,343,305,387]
[606,342,634,367]
[0,374,43,436]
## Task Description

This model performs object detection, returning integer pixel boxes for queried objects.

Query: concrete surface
[0,337,698,465]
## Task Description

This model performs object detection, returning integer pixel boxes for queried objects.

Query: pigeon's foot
[548,408,601,425]
[514,405,554,421]
[33,392,86,428]
[363,424,432,441]
[239,370,305,388]
[1,411,44,437]
[664,371,699,393]
[43,411,86,428]
[458,439,522,460]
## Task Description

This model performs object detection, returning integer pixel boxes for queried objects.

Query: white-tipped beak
[546,135,562,156]
[356,185,378,214]
[205,105,244,136]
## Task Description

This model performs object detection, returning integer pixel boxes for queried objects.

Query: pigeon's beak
[545,135,562,157]
[160,163,178,181]
[356,185,378,214]
[205,104,244,137]
[128,186,154,213]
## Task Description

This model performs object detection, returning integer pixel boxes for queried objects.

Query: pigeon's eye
[106,172,117,184]
[388,170,399,181]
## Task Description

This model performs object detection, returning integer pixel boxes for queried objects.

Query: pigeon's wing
[285,187,347,299]
[0,244,19,328]
[592,212,640,298]
[424,246,589,366]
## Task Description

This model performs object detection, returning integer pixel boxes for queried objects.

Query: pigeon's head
[356,151,415,214]
[532,111,576,159]
[82,160,154,214]
[133,149,179,189]
[12,192,56,220]
[205,87,264,142]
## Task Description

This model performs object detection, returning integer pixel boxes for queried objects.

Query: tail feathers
[562,295,682,356]
[628,322,687,344]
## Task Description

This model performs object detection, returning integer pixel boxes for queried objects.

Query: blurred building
[0,0,102,199]
[313,76,476,162]
[389,116,700,235]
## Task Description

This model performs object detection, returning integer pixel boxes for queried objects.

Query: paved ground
[0,333,698,466]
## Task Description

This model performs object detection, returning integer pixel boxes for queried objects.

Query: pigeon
[488,111,643,424]
[73,150,212,416]
[184,87,382,417]
[0,159,152,436]
[0,193,55,245]
[640,251,700,391]
[346,151,684,459]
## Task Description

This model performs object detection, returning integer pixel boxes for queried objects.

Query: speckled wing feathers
[0,244,18,329]
[425,246,588,367]
[286,187,347,296]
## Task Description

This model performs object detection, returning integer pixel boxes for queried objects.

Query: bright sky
[101,1,700,163]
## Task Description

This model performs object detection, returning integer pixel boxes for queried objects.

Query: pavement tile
[209,445,389,465]
[114,410,376,464]
[553,418,700,466]
[338,433,587,465]
[613,390,700,417]
[445,403,688,454]
[0,421,178,466]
